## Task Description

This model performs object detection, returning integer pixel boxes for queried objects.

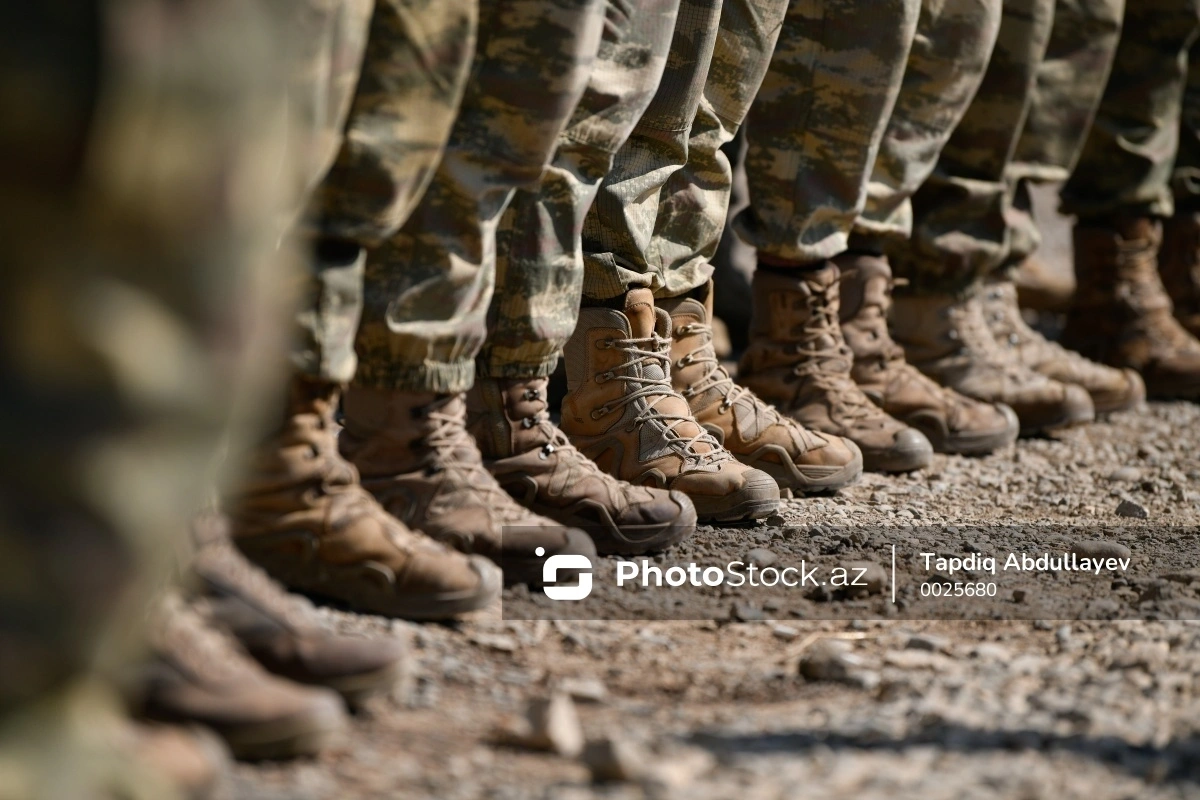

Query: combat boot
[467,376,696,555]
[228,377,501,619]
[1065,216,1200,398]
[982,278,1145,413]
[890,287,1094,435]
[1159,210,1200,337]
[340,387,597,585]
[135,594,346,761]
[193,528,408,707]
[1013,253,1075,312]
[737,264,933,473]
[560,289,780,522]
[659,281,862,493]
[837,254,1018,455]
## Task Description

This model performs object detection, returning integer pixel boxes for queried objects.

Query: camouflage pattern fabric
[889,0,1055,294]
[853,0,1004,252]
[0,0,293,796]
[583,0,790,300]
[1175,37,1200,208]
[1061,0,1200,220]
[733,0,922,265]
[353,0,607,394]
[478,0,684,379]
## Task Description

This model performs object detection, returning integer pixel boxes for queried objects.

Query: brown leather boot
[340,387,597,585]
[659,282,862,494]
[561,289,780,522]
[1065,216,1200,398]
[193,527,408,707]
[837,254,1019,455]
[737,264,933,473]
[1159,210,1200,337]
[891,289,1094,435]
[467,376,696,555]
[227,377,501,619]
[1013,253,1075,312]
[136,594,347,761]
[982,278,1145,414]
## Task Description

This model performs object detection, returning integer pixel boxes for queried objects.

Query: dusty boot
[659,282,862,494]
[737,264,933,473]
[192,527,408,707]
[228,377,501,620]
[467,377,696,555]
[1065,216,1200,398]
[891,288,1094,435]
[123,723,230,800]
[340,388,597,585]
[1013,253,1075,312]
[837,254,1018,455]
[982,278,1145,414]
[560,289,780,522]
[1159,210,1200,337]
[135,594,346,761]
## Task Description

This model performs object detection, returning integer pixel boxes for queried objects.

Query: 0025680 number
[919,581,997,598]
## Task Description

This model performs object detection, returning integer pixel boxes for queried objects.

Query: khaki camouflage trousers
[0,0,293,796]
[353,0,607,393]
[890,0,1056,293]
[581,0,791,299]
[1062,0,1200,220]
[291,0,478,385]
[477,0,684,378]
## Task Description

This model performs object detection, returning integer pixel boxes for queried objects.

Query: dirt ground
[232,191,1200,800]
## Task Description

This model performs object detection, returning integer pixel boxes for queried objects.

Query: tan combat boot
[467,376,696,554]
[1159,210,1200,337]
[659,282,862,494]
[136,594,347,761]
[982,278,1145,413]
[192,525,408,707]
[340,387,597,585]
[560,289,780,522]
[228,377,501,619]
[891,287,1094,435]
[1065,216,1200,398]
[837,254,1019,455]
[737,264,933,473]
[1013,253,1075,312]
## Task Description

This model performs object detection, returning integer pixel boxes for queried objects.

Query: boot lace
[595,333,729,466]
[673,321,752,412]
[790,282,882,424]
[1118,244,1200,353]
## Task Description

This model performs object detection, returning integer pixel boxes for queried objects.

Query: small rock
[840,561,887,596]
[1055,625,1071,648]
[766,514,787,527]
[772,624,800,641]
[559,677,607,704]
[730,602,766,622]
[1107,466,1141,482]
[1012,588,1028,603]
[800,640,869,685]
[469,633,519,653]
[745,548,778,568]
[1111,641,1169,671]
[583,736,648,782]
[905,633,950,653]
[644,746,715,789]
[517,694,584,757]
[1115,499,1149,519]
[1071,540,1132,561]
[1160,569,1200,584]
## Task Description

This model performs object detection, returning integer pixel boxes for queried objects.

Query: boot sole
[500,528,598,587]
[859,439,933,473]
[1017,402,1095,435]
[688,471,781,523]
[912,404,1020,456]
[548,494,699,556]
[742,442,863,494]
[218,704,346,761]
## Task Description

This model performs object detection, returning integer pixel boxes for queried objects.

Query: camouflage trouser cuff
[352,358,476,394]
[476,352,562,380]
[847,225,907,255]
[289,351,357,386]
[581,255,714,301]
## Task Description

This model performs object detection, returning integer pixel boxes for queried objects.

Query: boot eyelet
[522,417,536,429]
[590,407,608,420]
[597,338,613,349]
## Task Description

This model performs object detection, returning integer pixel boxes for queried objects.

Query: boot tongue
[624,289,658,340]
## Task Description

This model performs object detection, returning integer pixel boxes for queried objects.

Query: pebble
[1107,466,1141,482]
[515,693,585,757]
[772,624,801,641]
[582,736,648,782]
[906,633,950,653]
[559,677,608,704]
[470,633,519,653]
[1071,540,1132,561]
[1115,499,1149,519]
[841,560,888,596]
[800,640,873,687]
[745,548,778,567]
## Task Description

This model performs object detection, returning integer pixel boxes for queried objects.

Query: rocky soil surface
[233,400,1200,800]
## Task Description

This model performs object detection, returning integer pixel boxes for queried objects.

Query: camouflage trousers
[1002,0,1125,266]
[1062,0,1200,220]
[291,0,478,385]
[477,0,683,378]
[352,0,607,393]
[890,0,1056,293]
[0,0,293,796]
[581,0,791,300]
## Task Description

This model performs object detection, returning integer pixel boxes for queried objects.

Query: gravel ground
[232,190,1200,799]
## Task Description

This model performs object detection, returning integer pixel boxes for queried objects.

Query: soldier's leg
[732,0,938,474]
[1061,0,1200,399]
[341,0,609,583]
[1160,38,1200,335]
[0,0,293,794]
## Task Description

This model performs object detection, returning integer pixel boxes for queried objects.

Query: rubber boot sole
[909,404,1019,457]
[544,492,699,556]
[738,441,863,495]
[687,470,781,523]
